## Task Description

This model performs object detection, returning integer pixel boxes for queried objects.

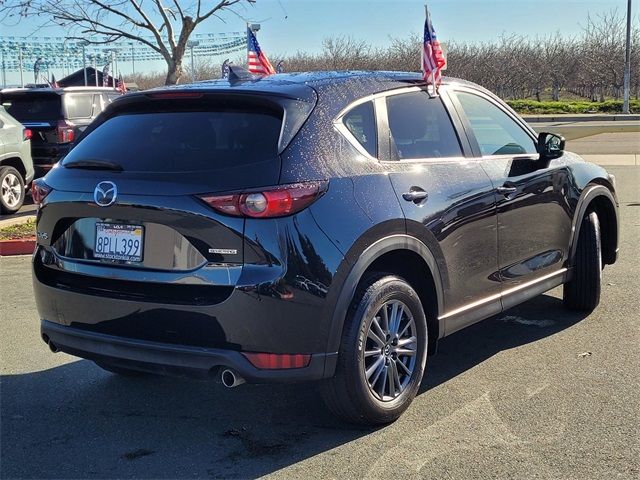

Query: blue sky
[1,0,637,83]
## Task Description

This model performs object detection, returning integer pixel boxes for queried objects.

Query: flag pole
[424,3,437,96]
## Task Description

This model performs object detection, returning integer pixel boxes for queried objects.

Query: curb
[0,237,36,256]
[523,114,640,123]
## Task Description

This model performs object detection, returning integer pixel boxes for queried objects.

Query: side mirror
[537,132,565,160]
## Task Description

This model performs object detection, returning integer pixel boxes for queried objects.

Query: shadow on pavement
[0,294,588,479]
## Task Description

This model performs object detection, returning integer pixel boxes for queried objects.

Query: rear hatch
[0,91,66,165]
[36,88,317,288]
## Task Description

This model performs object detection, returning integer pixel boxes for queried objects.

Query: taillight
[198,181,327,218]
[32,179,52,207]
[57,120,75,143]
[243,352,311,370]
[23,128,33,141]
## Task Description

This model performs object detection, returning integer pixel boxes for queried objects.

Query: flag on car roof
[50,74,59,89]
[116,74,126,93]
[422,5,446,86]
[221,59,232,79]
[247,26,275,76]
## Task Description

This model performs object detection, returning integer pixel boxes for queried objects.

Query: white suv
[0,105,34,214]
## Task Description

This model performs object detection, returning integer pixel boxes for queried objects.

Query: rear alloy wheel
[321,274,428,425]
[0,166,25,214]
[564,211,602,312]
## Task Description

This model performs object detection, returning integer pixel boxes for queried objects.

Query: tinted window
[343,101,377,157]
[455,92,537,156]
[64,94,94,119]
[1,94,61,122]
[386,91,462,160]
[62,110,282,173]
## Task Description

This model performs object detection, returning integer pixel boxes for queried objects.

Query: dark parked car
[0,87,122,178]
[32,72,618,424]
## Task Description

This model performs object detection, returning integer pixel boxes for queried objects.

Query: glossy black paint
[32,71,618,381]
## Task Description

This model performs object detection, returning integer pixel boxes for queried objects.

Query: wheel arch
[569,184,618,267]
[0,157,27,180]
[324,235,444,376]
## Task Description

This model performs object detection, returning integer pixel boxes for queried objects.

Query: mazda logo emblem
[94,181,117,207]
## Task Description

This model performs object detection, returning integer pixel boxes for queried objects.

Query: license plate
[94,223,144,262]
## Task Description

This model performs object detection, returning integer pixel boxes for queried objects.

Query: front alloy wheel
[0,166,25,214]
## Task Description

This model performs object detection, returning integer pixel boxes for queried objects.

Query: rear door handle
[402,189,428,203]
[496,185,517,195]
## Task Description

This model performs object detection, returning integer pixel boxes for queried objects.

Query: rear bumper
[41,320,334,382]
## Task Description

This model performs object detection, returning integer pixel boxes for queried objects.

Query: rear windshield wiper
[64,160,123,171]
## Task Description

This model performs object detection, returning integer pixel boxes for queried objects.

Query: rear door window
[454,91,537,156]
[62,109,283,173]
[386,91,462,159]
[64,94,94,119]
[0,94,62,122]
[342,101,377,157]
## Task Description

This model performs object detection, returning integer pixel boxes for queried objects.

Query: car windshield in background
[62,110,283,173]
[0,95,61,122]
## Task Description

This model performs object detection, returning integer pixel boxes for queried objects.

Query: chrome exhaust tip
[221,369,245,388]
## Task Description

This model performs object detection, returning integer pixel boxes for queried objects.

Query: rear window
[64,93,94,119]
[0,94,62,122]
[62,110,283,173]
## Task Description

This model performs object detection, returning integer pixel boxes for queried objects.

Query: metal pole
[82,45,87,86]
[94,56,98,86]
[131,43,135,75]
[18,46,24,87]
[190,45,195,82]
[1,49,5,88]
[623,0,632,114]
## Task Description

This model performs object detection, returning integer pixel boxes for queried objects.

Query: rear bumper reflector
[242,352,311,370]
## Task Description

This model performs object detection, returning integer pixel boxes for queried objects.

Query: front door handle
[402,189,428,203]
[496,185,517,196]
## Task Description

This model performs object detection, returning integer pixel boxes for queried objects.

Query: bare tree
[0,0,255,85]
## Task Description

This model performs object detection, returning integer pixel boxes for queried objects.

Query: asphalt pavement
[1,164,638,479]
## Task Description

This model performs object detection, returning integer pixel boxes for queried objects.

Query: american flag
[50,74,59,89]
[116,74,126,93]
[221,59,232,79]
[422,6,446,86]
[247,27,275,76]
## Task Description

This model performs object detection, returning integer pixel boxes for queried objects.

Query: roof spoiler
[228,66,257,85]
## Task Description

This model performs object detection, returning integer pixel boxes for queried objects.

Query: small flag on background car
[247,26,275,75]
[422,4,446,87]
[50,74,58,89]
[221,59,232,79]
[116,74,126,93]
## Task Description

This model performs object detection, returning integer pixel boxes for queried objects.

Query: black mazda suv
[32,71,619,424]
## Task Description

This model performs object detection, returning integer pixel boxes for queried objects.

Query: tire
[0,166,25,214]
[95,361,149,377]
[321,273,428,425]
[564,211,602,312]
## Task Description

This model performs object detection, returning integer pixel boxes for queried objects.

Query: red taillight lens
[57,120,75,143]
[32,179,52,206]
[243,352,311,370]
[23,128,33,141]
[198,181,327,218]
